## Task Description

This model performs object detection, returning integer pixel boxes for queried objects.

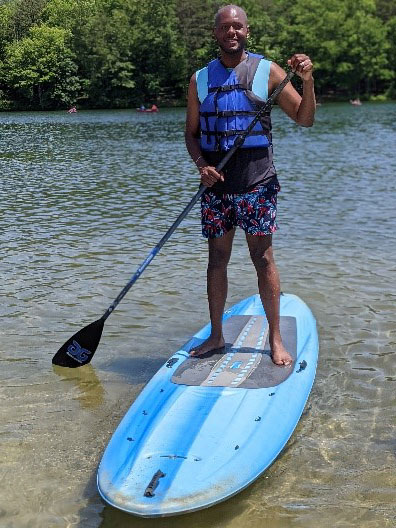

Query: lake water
[1,102,395,528]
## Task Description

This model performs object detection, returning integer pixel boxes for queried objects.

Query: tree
[376,0,396,22]
[0,3,14,58]
[272,0,391,96]
[0,0,394,109]
[343,5,391,95]
[75,0,138,107]
[175,0,219,76]
[42,0,96,32]
[384,16,396,98]
[9,0,47,40]
[129,0,187,103]
[3,24,81,108]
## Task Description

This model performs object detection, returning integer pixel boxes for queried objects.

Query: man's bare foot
[270,339,293,367]
[190,335,225,357]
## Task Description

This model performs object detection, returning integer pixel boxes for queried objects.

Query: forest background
[0,0,395,110]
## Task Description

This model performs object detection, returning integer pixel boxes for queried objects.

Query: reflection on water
[0,104,395,528]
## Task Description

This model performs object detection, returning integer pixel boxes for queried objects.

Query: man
[185,4,315,366]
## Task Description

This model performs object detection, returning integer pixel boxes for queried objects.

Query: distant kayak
[137,105,158,113]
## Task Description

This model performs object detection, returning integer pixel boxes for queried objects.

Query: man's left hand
[287,54,313,82]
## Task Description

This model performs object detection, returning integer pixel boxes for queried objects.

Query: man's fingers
[200,166,224,186]
[288,54,313,81]
[208,168,222,180]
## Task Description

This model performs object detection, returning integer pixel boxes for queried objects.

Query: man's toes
[271,353,293,367]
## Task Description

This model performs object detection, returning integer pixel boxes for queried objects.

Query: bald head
[213,4,249,57]
[215,5,248,28]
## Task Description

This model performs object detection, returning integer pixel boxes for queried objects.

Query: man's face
[213,8,249,55]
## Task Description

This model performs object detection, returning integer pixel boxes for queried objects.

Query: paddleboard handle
[144,470,166,497]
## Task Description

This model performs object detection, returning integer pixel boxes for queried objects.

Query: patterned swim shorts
[201,182,280,239]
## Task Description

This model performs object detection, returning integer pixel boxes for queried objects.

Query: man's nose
[226,25,236,35]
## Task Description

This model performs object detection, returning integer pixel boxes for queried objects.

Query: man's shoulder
[269,61,284,77]
[195,58,219,84]
[267,62,288,96]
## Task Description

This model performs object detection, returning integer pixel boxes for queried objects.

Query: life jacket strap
[200,110,258,118]
[208,83,246,93]
[201,129,269,138]
[204,115,211,144]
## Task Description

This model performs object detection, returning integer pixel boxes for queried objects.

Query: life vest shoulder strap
[232,54,262,91]
[196,53,271,103]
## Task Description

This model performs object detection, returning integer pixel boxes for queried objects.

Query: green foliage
[0,0,394,109]
[75,0,137,107]
[0,3,14,57]
[176,0,221,75]
[125,0,186,104]
[376,0,396,21]
[9,0,47,40]
[385,16,396,65]
[42,0,96,31]
[270,0,392,95]
[2,24,81,108]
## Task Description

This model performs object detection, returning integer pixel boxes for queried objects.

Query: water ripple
[1,104,395,528]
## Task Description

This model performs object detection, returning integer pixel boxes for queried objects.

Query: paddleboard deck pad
[172,315,297,389]
[97,293,318,517]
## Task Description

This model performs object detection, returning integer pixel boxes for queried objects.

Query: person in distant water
[350,98,362,106]
[139,104,146,111]
[185,4,316,366]
[68,106,77,113]
[150,104,158,112]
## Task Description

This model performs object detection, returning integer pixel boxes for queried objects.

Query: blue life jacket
[198,53,272,152]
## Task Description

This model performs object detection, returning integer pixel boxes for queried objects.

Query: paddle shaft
[101,70,294,322]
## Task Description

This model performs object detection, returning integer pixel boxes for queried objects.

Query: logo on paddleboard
[66,340,91,363]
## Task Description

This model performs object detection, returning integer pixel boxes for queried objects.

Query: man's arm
[185,74,224,187]
[269,54,316,127]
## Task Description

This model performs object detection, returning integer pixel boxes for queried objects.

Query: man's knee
[207,232,234,270]
[208,246,232,270]
[249,246,274,272]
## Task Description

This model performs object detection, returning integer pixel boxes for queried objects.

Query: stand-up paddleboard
[97,293,318,517]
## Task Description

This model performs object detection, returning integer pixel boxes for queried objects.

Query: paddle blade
[52,318,105,368]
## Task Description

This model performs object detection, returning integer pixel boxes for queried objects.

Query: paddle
[52,70,294,368]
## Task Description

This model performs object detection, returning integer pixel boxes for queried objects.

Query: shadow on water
[52,364,105,409]
[97,493,251,528]
[102,356,168,385]
[53,355,168,392]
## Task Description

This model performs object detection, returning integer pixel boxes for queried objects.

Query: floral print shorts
[201,182,280,239]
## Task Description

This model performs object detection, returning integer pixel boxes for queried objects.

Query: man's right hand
[199,165,224,187]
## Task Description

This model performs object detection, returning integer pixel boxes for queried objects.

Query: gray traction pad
[171,315,297,389]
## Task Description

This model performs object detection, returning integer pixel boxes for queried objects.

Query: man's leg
[190,228,236,356]
[245,233,292,366]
